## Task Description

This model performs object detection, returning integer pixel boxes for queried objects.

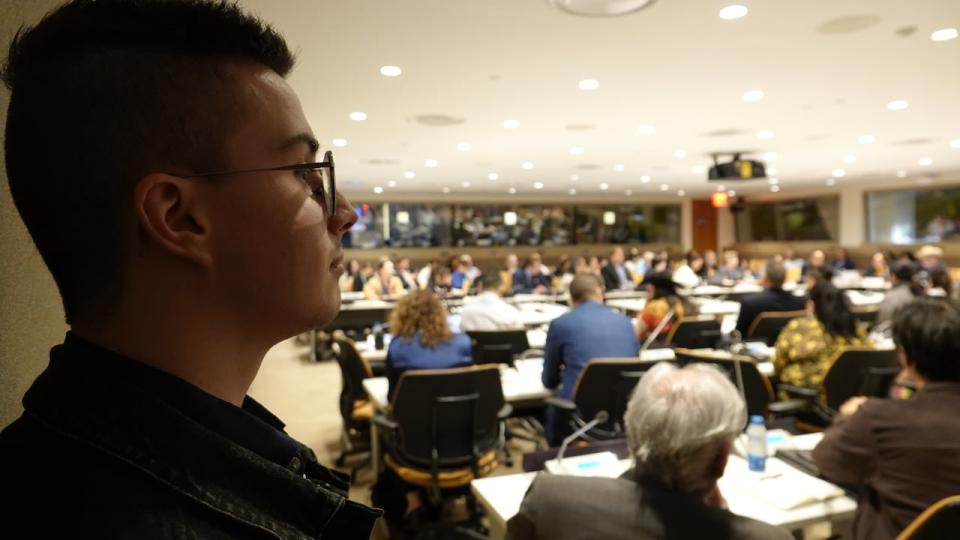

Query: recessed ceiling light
[768,177,779,185]
[387,180,397,188]
[766,167,778,175]
[462,181,471,188]
[404,171,416,179]
[503,119,520,129]
[488,172,499,181]
[858,134,876,144]
[743,89,765,102]
[332,138,347,147]
[640,175,651,183]
[896,170,907,178]
[660,184,669,191]
[832,168,846,177]
[763,152,778,161]
[674,149,687,158]
[717,185,726,192]
[727,190,736,197]
[719,5,748,20]
[379,65,402,77]
[677,190,686,196]
[508,187,517,194]
[843,155,857,164]
[931,28,959,42]
[613,164,625,172]
[770,185,780,192]
[373,186,384,194]
[951,139,960,149]
[570,174,579,182]
[756,130,774,140]
[637,125,655,136]
[599,182,609,190]
[456,142,472,152]
[887,100,909,111]
[548,0,656,17]
[691,165,706,174]
[569,146,585,156]
[826,178,836,186]
[918,157,933,166]
[533,182,544,190]
[521,161,534,170]
[578,79,599,91]
[424,159,438,168]
[568,188,577,195]
[349,111,367,121]
[442,187,451,194]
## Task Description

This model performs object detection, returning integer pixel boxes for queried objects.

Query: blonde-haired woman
[385,290,472,398]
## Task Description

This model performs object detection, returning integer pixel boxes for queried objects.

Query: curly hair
[388,290,452,348]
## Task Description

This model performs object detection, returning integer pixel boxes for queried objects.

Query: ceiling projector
[708,153,766,181]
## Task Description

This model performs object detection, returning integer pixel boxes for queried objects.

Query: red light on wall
[711,192,729,208]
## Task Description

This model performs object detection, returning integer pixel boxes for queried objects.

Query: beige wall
[1,1,66,427]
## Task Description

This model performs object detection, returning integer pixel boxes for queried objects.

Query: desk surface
[472,433,856,534]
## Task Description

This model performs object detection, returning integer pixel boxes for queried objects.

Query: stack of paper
[725,455,843,510]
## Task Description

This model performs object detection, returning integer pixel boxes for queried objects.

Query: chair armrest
[767,399,810,415]
[777,384,819,400]
[498,403,514,420]
[372,414,399,432]
[520,349,542,359]
[544,396,576,411]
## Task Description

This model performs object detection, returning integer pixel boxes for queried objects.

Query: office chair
[467,329,532,364]
[546,358,653,441]
[746,310,806,346]
[665,316,723,349]
[373,365,508,532]
[331,332,374,470]
[673,348,775,418]
[896,495,960,540]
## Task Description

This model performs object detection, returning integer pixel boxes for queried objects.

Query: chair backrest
[332,336,373,421]
[896,495,960,540]
[823,347,899,412]
[666,317,723,349]
[747,310,806,346]
[467,330,530,365]
[391,365,505,469]
[571,358,654,438]
[673,348,774,417]
[851,306,880,329]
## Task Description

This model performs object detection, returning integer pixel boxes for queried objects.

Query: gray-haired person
[507,363,792,540]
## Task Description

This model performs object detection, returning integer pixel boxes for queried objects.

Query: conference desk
[471,433,857,539]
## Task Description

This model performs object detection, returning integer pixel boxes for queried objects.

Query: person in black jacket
[601,246,635,291]
[735,260,806,338]
[0,1,380,537]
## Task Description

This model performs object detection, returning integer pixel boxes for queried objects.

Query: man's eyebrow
[277,133,320,155]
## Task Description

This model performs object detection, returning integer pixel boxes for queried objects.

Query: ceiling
[240,0,960,199]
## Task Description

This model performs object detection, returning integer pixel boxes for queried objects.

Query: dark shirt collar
[60,332,301,470]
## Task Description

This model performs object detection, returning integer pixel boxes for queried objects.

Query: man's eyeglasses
[170,150,336,217]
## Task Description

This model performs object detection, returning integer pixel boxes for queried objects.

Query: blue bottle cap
[749,415,764,424]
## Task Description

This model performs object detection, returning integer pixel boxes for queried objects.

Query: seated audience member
[864,251,889,278]
[363,259,406,300]
[877,261,921,323]
[501,253,519,292]
[556,256,585,291]
[802,249,827,277]
[427,265,453,297]
[782,247,804,269]
[708,250,744,286]
[773,282,871,393]
[625,247,645,277]
[507,363,792,540]
[917,244,947,277]
[601,246,635,291]
[831,247,856,271]
[542,275,639,445]
[342,259,367,292]
[450,256,467,290]
[700,249,718,279]
[812,298,960,540]
[395,257,419,291]
[512,255,551,294]
[554,254,572,277]
[637,271,698,341]
[673,250,704,289]
[460,253,481,282]
[926,266,952,298]
[739,256,759,282]
[416,259,436,289]
[735,261,806,338]
[459,271,522,331]
[385,290,472,398]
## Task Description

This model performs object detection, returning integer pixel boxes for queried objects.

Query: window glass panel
[575,205,680,244]
[866,186,960,244]
[343,202,384,248]
[734,197,838,242]
[452,205,573,246]
[387,203,452,247]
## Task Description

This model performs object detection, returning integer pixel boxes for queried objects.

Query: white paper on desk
[544,452,629,478]
[725,455,843,510]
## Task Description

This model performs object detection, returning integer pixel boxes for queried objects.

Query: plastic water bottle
[746,415,767,472]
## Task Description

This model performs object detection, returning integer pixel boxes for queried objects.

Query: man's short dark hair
[570,274,602,303]
[892,298,960,382]
[479,270,502,291]
[764,261,786,288]
[3,0,295,324]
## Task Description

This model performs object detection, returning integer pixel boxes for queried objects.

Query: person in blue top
[542,274,640,445]
[512,254,552,294]
[385,289,472,399]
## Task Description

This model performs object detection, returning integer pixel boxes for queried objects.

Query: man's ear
[708,440,731,481]
[133,173,213,267]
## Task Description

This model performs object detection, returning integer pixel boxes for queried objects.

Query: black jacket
[735,288,807,338]
[601,264,633,292]
[0,334,380,538]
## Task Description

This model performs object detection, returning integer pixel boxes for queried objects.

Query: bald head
[570,274,603,304]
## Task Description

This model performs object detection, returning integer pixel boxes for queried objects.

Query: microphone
[641,308,675,353]
[556,410,610,467]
